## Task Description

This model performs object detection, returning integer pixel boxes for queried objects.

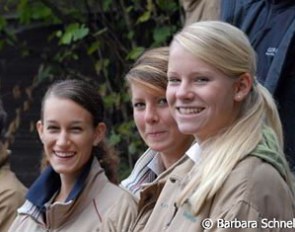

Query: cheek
[161,110,177,126]
[211,91,235,116]
[133,111,145,131]
[42,134,55,147]
[166,87,175,104]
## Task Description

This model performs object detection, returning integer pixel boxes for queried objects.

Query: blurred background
[0,0,184,187]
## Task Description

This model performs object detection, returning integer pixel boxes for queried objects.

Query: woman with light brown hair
[115,47,196,231]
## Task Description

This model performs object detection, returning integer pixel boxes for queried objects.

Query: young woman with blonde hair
[142,21,294,231]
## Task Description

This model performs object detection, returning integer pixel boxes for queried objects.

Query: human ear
[234,73,253,102]
[93,122,106,146]
[36,120,44,143]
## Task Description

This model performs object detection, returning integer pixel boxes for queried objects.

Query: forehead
[130,82,165,98]
[168,43,227,78]
[42,96,92,122]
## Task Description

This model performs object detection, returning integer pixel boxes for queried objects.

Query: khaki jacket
[9,159,137,232]
[139,157,195,232]
[130,156,195,232]
[180,0,220,26]
[143,156,295,231]
[0,164,27,232]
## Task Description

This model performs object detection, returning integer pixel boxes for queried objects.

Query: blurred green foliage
[0,0,183,179]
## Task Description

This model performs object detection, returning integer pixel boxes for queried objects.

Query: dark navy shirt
[247,0,295,83]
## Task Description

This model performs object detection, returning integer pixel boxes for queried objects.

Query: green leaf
[157,0,177,11]
[102,0,112,11]
[31,4,52,20]
[56,30,62,38]
[153,26,172,44]
[59,23,89,45]
[126,6,134,13]
[18,0,31,24]
[72,24,89,41]
[95,59,109,74]
[126,47,145,60]
[109,132,121,146]
[118,121,134,136]
[87,41,101,55]
[137,11,151,23]
[61,31,73,45]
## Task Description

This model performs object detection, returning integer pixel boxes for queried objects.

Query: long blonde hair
[174,21,293,215]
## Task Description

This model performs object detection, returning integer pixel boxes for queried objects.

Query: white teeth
[178,107,203,114]
[55,152,75,157]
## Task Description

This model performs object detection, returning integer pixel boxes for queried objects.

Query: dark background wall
[0,26,48,187]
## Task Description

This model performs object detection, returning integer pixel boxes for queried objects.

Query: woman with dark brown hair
[9,79,137,232]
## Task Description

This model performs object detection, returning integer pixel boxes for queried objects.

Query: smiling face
[167,43,242,142]
[131,83,192,159]
[37,96,105,178]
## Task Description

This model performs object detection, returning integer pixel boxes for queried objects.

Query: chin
[178,125,197,135]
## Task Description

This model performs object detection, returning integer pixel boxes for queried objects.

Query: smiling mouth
[54,151,76,158]
[147,131,166,137]
[177,107,204,114]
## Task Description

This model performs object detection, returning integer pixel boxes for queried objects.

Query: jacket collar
[26,156,93,211]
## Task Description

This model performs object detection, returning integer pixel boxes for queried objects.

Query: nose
[56,131,70,147]
[175,81,194,100]
[144,105,159,124]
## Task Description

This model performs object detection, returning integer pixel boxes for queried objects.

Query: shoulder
[97,179,138,210]
[8,214,38,232]
[100,184,138,232]
[211,156,294,219]
[0,169,27,203]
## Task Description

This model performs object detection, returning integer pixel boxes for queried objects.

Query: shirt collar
[147,153,165,176]
[186,143,201,163]
[26,156,93,211]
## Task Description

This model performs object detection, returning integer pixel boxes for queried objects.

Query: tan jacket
[0,164,27,232]
[142,156,295,231]
[180,0,220,26]
[9,159,137,232]
[130,156,195,232]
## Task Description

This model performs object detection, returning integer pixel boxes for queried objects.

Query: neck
[160,139,193,169]
[54,174,76,202]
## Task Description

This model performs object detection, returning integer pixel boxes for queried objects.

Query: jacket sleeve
[0,189,24,232]
[101,192,138,232]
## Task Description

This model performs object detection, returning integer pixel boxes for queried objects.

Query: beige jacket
[0,164,27,232]
[142,156,295,231]
[130,155,195,232]
[180,0,220,26]
[9,159,137,232]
